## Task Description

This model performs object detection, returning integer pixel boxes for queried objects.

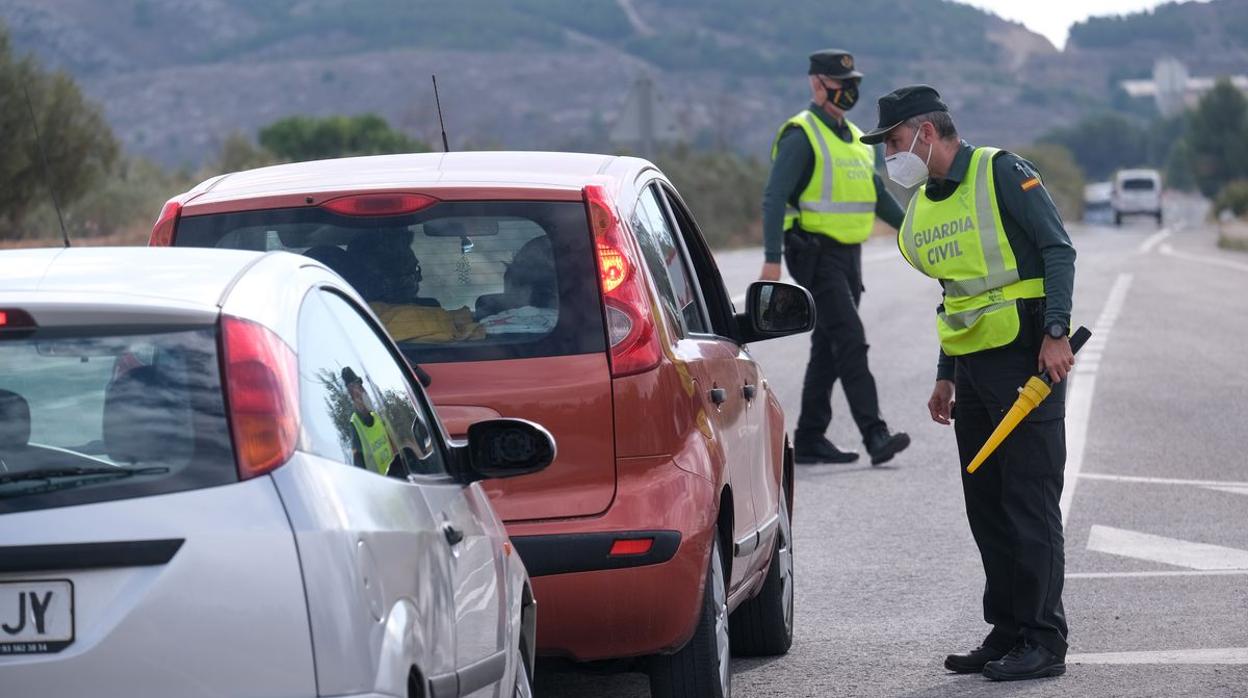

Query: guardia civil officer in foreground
[759,49,911,466]
[860,85,1076,681]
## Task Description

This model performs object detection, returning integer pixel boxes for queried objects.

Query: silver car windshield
[0,327,235,511]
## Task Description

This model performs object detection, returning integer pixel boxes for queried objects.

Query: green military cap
[808,49,863,79]
[859,84,948,144]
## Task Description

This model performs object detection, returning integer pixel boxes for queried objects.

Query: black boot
[794,437,858,464]
[944,644,1010,674]
[865,428,910,465]
[982,641,1066,681]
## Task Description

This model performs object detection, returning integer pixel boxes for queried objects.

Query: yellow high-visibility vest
[772,111,877,244]
[898,147,1046,356]
[351,411,394,475]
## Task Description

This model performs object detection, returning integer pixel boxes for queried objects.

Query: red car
[153,152,813,697]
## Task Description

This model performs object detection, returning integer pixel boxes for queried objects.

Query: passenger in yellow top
[346,233,486,343]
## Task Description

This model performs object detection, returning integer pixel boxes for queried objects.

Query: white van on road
[1112,168,1163,225]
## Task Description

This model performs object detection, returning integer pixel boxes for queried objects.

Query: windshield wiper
[0,466,169,497]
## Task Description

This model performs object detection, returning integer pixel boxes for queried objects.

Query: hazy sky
[959,0,1209,49]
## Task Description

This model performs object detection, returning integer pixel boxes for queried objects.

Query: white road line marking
[1087,525,1248,570]
[1137,229,1171,254]
[1068,647,1248,665]
[1159,242,1248,273]
[1079,472,1248,488]
[1061,272,1133,525]
[1205,486,1248,497]
[1067,569,1248,580]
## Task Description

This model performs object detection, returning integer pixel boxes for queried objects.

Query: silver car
[0,247,547,697]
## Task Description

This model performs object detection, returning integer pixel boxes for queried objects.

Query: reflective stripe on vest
[772,111,876,243]
[898,147,1046,356]
[351,411,394,475]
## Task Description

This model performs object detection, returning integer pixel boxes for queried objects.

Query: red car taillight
[585,184,661,377]
[220,316,299,480]
[149,197,183,246]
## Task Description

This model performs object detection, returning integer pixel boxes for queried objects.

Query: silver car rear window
[0,327,235,513]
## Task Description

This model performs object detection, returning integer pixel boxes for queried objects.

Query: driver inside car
[347,231,485,344]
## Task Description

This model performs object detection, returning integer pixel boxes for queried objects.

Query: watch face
[1048,324,1065,339]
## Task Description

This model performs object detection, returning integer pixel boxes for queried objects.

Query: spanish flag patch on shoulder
[1021,177,1042,192]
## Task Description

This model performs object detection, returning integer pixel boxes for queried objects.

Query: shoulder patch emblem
[1021,177,1041,192]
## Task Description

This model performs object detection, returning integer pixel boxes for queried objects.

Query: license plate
[0,579,74,655]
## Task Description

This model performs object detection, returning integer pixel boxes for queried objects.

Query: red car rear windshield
[174,201,606,364]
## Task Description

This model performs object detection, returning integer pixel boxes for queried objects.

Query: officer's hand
[1038,336,1075,383]
[928,379,955,425]
[759,261,782,281]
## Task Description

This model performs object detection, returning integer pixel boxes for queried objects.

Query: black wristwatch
[1046,322,1069,340]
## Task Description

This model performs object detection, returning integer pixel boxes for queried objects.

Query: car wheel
[513,643,533,698]
[729,494,794,656]
[649,533,731,698]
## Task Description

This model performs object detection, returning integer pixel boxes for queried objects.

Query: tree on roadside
[1183,78,1248,198]
[652,145,769,248]
[1040,113,1149,182]
[258,114,430,163]
[1014,144,1086,222]
[0,27,118,238]
[215,132,282,173]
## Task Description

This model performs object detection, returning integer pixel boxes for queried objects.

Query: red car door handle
[709,388,728,405]
[442,522,465,546]
[742,384,757,400]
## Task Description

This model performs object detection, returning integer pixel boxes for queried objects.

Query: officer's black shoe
[865,428,910,465]
[943,644,1010,674]
[793,437,859,464]
[982,641,1066,681]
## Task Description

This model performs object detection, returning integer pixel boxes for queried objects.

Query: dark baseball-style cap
[859,84,949,144]
[808,49,863,79]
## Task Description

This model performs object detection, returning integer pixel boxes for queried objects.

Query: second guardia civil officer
[759,49,911,466]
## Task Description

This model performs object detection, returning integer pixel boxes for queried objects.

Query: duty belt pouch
[783,228,820,288]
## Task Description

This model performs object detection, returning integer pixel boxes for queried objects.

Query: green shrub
[1214,180,1248,218]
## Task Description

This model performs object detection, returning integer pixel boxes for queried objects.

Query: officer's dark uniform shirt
[929,141,1077,381]
[762,104,907,263]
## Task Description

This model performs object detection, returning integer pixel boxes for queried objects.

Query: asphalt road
[537,195,1248,697]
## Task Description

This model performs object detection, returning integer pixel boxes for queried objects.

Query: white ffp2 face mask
[885,128,932,188]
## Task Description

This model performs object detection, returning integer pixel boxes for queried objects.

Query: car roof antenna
[22,84,71,247]
[431,74,450,153]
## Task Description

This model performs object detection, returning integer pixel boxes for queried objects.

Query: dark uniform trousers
[953,310,1069,658]
[784,228,885,444]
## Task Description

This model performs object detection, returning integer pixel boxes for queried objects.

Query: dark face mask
[826,80,860,111]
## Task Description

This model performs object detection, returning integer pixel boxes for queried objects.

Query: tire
[729,495,794,656]
[1156,211,1164,225]
[513,642,533,698]
[1113,212,1122,226]
[649,533,731,698]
